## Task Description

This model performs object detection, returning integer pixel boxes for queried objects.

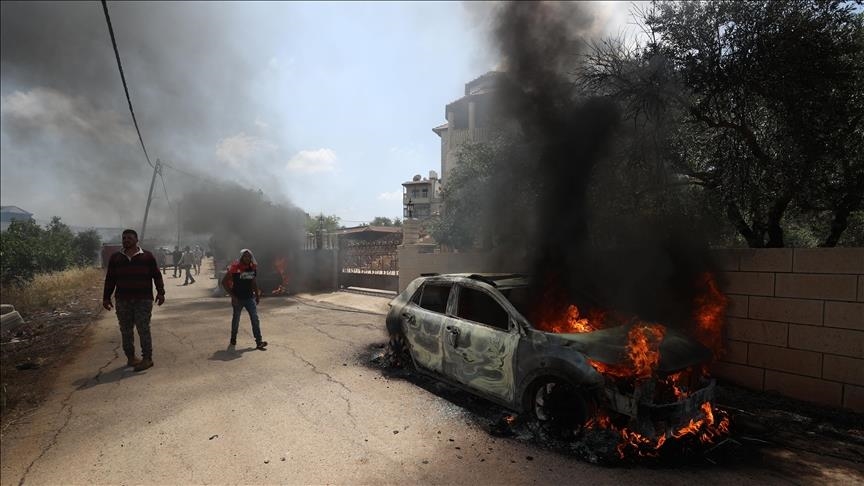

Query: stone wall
[712,248,863,411]
[398,245,864,411]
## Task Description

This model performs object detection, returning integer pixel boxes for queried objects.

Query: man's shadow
[208,345,256,362]
[73,365,142,390]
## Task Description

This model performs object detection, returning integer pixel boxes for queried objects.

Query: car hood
[543,324,712,373]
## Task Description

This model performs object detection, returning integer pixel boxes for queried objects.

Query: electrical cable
[101,0,154,168]
[158,167,173,211]
[160,160,222,185]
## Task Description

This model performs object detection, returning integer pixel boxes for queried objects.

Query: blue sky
[1,1,636,228]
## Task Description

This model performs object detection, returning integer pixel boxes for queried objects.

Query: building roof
[338,225,402,235]
[432,122,448,136]
[0,206,32,216]
[464,71,505,95]
[402,179,432,186]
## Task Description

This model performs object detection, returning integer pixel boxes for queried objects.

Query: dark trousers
[116,299,154,359]
[231,298,262,344]
[184,266,195,284]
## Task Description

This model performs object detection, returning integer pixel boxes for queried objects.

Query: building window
[411,189,419,198]
[421,188,428,198]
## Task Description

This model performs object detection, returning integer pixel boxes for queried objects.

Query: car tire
[527,377,594,440]
[388,331,415,371]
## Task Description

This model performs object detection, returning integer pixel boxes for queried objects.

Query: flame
[534,271,731,459]
[585,401,731,459]
[271,257,290,295]
[536,303,605,334]
[693,272,728,359]
[587,323,666,380]
[663,372,690,400]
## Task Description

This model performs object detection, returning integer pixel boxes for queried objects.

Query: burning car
[386,273,729,456]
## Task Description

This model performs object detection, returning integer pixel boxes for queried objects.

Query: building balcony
[447,127,492,146]
[404,194,432,205]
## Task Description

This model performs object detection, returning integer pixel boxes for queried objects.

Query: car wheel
[529,378,593,440]
[388,332,415,371]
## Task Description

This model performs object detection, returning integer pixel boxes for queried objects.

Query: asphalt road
[1,260,862,485]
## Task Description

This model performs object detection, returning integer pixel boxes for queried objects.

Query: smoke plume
[0,1,288,231]
[178,183,309,290]
[489,2,720,330]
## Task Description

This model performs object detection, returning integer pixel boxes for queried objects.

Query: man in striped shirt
[103,229,166,372]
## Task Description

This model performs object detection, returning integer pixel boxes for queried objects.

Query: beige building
[433,71,510,183]
[402,171,441,220]
[402,71,511,224]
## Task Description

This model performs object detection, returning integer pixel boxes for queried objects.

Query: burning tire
[527,377,594,440]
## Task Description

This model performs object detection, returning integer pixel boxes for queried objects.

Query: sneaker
[256,341,268,350]
[126,357,142,367]
[134,359,154,372]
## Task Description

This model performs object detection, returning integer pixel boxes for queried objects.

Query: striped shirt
[103,248,165,301]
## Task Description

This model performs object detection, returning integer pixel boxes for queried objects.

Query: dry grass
[1,267,104,316]
[1,267,104,425]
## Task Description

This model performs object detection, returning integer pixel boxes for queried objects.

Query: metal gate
[337,229,401,292]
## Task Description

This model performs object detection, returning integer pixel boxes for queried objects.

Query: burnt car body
[386,273,716,439]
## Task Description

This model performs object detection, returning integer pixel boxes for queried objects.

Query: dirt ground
[1,281,103,431]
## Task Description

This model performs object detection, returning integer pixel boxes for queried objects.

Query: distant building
[402,171,442,220]
[399,71,515,243]
[433,71,512,183]
[0,206,34,231]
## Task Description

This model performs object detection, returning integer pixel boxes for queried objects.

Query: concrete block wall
[712,248,863,412]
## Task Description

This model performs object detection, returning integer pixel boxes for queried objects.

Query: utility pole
[140,159,161,245]
[176,201,182,250]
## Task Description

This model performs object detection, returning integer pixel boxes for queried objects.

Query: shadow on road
[208,346,257,361]
[73,365,142,390]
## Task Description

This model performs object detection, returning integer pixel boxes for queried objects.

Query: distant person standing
[180,246,196,285]
[193,245,204,275]
[103,229,165,372]
[172,246,182,278]
[221,249,267,350]
[154,248,165,274]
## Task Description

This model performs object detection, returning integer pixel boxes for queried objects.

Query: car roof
[424,273,529,288]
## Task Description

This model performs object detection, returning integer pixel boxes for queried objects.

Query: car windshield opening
[500,286,532,321]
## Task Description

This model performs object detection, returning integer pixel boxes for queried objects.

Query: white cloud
[377,191,402,201]
[215,132,277,168]
[286,148,337,173]
[254,117,269,130]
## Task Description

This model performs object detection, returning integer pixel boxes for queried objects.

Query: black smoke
[490,2,720,330]
[0,1,282,228]
[179,183,309,292]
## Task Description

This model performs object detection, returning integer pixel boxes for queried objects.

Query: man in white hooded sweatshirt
[221,249,267,349]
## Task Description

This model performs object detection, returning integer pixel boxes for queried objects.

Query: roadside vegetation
[1,267,104,316]
[1,217,102,285]
[1,256,104,430]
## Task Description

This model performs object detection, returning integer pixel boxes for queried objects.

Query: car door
[442,283,520,404]
[401,281,453,374]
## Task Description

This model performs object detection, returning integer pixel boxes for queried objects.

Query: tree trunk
[766,192,793,248]
[726,202,763,247]
[821,173,864,247]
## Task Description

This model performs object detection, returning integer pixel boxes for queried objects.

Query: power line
[101,0,154,168]
[158,166,173,211]
[160,160,221,185]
